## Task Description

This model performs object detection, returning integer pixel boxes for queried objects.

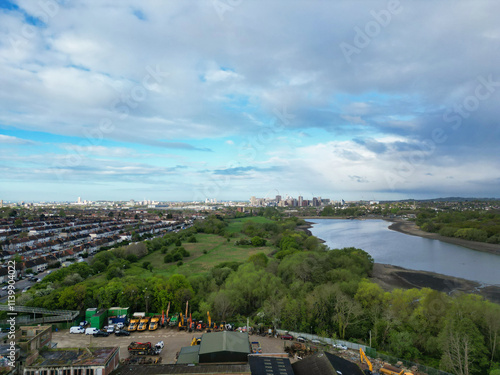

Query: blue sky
[0,0,499,202]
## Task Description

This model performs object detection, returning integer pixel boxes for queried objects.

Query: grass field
[226,216,274,234]
[125,217,275,279]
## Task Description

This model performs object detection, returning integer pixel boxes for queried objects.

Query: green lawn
[126,231,271,279]
[226,216,274,234]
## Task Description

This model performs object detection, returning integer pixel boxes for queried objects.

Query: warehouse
[198,331,251,364]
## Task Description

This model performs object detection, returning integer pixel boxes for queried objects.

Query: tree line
[11,215,500,375]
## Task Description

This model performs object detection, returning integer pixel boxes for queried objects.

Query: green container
[90,310,108,329]
[86,308,97,321]
[108,307,129,316]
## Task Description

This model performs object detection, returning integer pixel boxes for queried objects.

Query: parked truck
[149,316,160,331]
[137,317,151,332]
[128,342,154,356]
[127,318,139,332]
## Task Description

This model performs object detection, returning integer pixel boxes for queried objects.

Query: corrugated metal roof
[111,363,251,374]
[177,345,200,365]
[199,332,251,355]
[248,356,294,375]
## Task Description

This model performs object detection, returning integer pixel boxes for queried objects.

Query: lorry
[127,318,139,332]
[137,316,151,331]
[128,342,154,356]
[149,316,160,331]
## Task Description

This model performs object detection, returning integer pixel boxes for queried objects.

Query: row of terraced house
[0,212,195,282]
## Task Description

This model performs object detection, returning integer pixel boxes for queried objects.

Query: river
[308,219,500,286]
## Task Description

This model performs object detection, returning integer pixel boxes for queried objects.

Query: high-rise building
[298,196,303,207]
[77,197,81,204]
[275,195,281,203]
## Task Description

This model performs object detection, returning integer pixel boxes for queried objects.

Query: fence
[277,330,452,375]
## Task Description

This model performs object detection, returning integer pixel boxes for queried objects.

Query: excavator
[359,348,373,375]
[206,311,216,332]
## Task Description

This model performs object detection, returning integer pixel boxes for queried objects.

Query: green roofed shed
[199,331,251,364]
[176,345,200,364]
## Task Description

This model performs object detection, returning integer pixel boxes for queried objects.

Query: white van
[70,326,84,334]
[85,327,99,335]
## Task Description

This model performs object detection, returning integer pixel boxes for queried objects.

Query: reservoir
[308,219,500,286]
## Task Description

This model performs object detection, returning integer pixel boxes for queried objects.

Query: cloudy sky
[1,0,499,202]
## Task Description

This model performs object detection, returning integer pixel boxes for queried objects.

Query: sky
[0,0,499,202]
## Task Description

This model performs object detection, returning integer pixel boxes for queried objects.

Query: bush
[251,236,266,247]
[142,261,151,269]
[177,261,183,266]
[439,226,458,237]
[164,254,174,263]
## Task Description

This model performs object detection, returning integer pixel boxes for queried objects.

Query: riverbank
[388,218,500,256]
[371,263,500,304]
[302,216,500,256]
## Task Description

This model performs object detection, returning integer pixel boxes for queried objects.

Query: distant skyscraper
[275,195,281,203]
[298,196,303,207]
[250,196,257,206]
[77,197,81,204]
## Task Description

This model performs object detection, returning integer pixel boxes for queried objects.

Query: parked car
[116,322,125,329]
[79,321,88,327]
[106,325,115,333]
[281,334,293,340]
[85,328,99,335]
[311,339,323,345]
[115,330,130,336]
[334,344,348,350]
[296,336,307,343]
[93,331,109,337]
[70,326,85,334]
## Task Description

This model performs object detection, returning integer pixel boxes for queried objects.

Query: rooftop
[29,347,118,367]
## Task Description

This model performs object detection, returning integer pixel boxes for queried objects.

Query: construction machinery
[206,311,216,331]
[137,316,151,331]
[359,348,373,375]
[128,341,163,356]
[191,336,201,346]
[178,313,187,331]
[149,316,160,331]
[380,365,413,375]
[127,318,139,332]
[128,342,154,355]
[251,341,262,354]
[169,314,178,328]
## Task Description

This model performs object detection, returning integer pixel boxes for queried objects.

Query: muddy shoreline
[298,218,500,304]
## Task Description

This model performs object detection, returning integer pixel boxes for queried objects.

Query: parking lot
[52,328,289,364]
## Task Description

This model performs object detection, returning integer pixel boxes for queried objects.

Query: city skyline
[1,1,499,202]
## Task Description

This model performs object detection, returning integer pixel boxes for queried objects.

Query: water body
[308,219,500,286]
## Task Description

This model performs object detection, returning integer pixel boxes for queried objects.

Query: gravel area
[51,329,288,364]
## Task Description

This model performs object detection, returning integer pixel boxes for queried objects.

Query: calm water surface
[308,219,500,286]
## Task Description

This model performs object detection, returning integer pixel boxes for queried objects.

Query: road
[0,269,51,303]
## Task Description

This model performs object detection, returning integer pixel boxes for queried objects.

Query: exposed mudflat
[371,263,500,304]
